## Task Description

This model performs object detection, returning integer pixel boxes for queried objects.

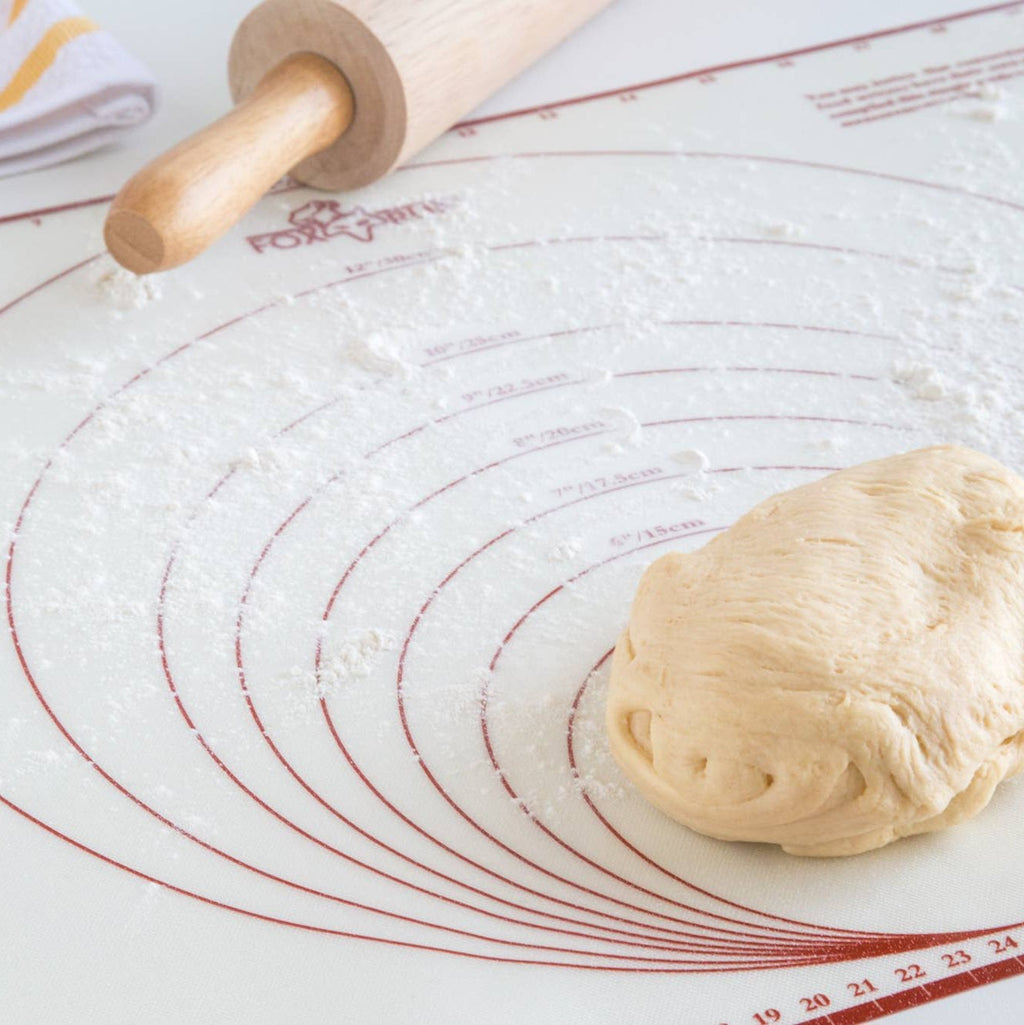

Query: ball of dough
[606,445,1024,856]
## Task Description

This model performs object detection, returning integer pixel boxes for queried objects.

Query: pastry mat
[3,5,1024,1022]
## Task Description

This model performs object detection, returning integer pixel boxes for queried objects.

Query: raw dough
[606,445,1024,856]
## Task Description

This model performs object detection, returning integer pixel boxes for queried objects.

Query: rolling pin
[104,0,614,274]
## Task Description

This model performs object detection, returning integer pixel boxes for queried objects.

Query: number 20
[800,994,830,1011]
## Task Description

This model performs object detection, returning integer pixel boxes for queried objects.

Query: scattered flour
[599,406,643,447]
[229,446,283,475]
[92,258,163,310]
[806,436,847,454]
[344,332,417,378]
[957,83,1009,122]
[892,362,947,401]
[761,220,805,239]
[548,536,583,562]
[671,478,722,503]
[670,448,709,474]
[967,104,1007,123]
[315,628,397,695]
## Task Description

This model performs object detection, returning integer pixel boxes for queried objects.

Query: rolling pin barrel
[104,0,613,274]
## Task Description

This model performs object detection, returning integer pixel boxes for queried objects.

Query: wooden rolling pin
[104,0,613,274]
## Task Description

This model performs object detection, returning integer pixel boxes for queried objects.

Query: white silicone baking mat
[4,5,1024,1023]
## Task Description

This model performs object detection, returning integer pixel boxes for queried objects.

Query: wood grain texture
[105,53,353,274]
[106,0,613,272]
[229,0,615,190]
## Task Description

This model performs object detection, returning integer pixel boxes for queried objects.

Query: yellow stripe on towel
[9,0,31,26]
[0,16,98,112]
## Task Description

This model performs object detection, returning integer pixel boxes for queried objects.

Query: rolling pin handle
[104,52,354,275]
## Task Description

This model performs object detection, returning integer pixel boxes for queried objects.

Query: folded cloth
[0,0,156,177]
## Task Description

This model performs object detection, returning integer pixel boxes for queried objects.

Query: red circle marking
[565,652,1005,957]
[473,515,992,959]
[315,438,902,944]
[319,450,895,945]
[8,380,894,963]
[0,218,995,964]
[426,467,912,954]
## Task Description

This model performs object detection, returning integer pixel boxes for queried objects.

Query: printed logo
[247,196,455,254]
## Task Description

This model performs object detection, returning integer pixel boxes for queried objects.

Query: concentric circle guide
[5,9,1024,1022]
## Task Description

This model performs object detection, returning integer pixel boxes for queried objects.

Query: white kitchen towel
[0,0,155,177]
